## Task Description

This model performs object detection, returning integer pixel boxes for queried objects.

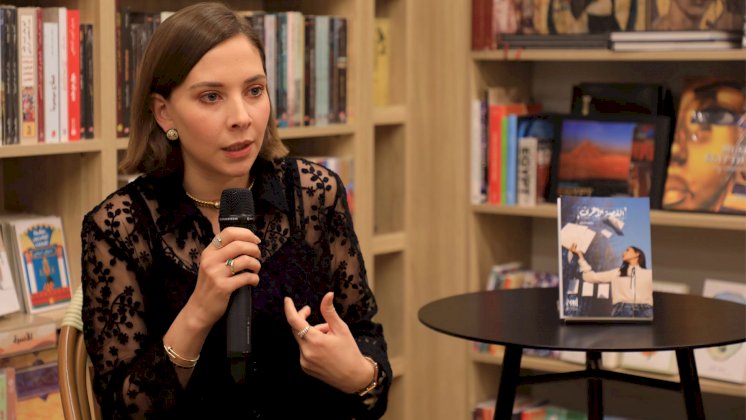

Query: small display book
[557,196,654,322]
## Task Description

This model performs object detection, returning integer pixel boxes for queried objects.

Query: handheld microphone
[219,188,255,362]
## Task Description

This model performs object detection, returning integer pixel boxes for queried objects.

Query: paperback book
[0,235,21,317]
[11,216,71,314]
[558,196,653,322]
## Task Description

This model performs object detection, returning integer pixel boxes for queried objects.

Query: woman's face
[663,84,745,210]
[154,34,270,188]
[622,247,639,263]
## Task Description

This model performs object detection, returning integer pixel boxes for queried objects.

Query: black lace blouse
[81,157,391,419]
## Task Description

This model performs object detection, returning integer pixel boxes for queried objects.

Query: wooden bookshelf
[470,349,746,399]
[472,49,746,62]
[0,0,415,418]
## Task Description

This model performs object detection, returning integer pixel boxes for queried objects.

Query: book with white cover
[0,235,21,317]
[694,279,746,384]
[558,196,653,322]
[611,40,740,51]
[609,30,742,42]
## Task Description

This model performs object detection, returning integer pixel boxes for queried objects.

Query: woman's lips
[223,141,253,158]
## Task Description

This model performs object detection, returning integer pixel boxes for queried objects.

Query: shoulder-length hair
[120,2,287,176]
[620,246,646,277]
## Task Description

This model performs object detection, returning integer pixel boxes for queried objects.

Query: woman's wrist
[352,355,378,396]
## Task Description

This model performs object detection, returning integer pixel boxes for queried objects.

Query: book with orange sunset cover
[549,114,671,208]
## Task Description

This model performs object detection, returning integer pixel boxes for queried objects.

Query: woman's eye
[691,108,739,126]
[248,86,264,97]
[201,92,220,103]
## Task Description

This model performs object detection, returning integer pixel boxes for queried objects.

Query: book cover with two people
[558,196,653,322]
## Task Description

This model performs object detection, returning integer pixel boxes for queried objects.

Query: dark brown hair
[120,2,287,175]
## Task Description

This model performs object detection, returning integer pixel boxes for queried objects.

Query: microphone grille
[219,188,255,218]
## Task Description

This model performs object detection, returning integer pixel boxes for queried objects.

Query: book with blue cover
[557,196,653,322]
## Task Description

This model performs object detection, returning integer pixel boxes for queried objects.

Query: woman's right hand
[569,243,583,258]
[184,227,262,329]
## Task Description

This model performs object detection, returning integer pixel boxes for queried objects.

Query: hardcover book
[10,216,71,314]
[548,114,671,209]
[662,78,746,214]
[694,279,746,384]
[557,196,654,322]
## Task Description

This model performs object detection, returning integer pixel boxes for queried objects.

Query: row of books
[0,6,95,146]
[473,395,589,420]
[116,8,348,137]
[0,214,72,317]
[471,78,746,215]
[471,0,744,49]
[488,30,745,52]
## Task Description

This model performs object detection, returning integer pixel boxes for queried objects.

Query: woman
[81,3,390,418]
[569,243,653,318]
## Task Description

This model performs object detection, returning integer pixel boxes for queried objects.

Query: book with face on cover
[557,196,653,322]
[662,78,746,214]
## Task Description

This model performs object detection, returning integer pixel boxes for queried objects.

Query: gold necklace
[186,178,255,210]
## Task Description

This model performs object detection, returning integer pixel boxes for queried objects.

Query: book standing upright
[558,196,654,322]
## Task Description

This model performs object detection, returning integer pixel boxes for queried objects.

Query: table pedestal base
[493,346,705,420]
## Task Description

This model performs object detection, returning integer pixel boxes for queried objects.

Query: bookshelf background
[0,0,415,417]
[0,0,744,418]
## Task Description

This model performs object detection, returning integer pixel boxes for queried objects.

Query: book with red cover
[662,78,746,214]
[66,9,80,140]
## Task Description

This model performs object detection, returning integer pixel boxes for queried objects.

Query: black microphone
[219,188,255,366]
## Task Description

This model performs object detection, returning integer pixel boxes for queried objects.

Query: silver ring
[297,325,312,339]
[226,258,235,275]
[212,235,223,249]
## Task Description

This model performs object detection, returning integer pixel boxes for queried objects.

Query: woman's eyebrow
[189,75,267,90]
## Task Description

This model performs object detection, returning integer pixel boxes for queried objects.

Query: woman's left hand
[284,292,374,394]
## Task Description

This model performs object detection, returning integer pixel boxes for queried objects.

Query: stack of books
[609,30,743,51]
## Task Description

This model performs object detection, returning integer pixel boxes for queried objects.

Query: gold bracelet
[355,356,379,397]
[163,344,200,369]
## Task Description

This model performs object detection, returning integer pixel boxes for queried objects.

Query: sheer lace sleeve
[298,160,392,418]
[81,192,182,418]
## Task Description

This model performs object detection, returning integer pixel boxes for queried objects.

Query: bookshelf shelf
[470,349,746,398]
[373,105,407,126]
[279,124,356,140]
[472,204,746,231]
[0,0,415,417]
[0,141,104,158]
[471,48,746,62]
[372,231,406,255]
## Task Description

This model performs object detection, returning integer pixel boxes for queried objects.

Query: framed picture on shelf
[548,114,671,208]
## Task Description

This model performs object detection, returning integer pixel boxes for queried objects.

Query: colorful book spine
[41,17,59,143]
[17,7,38,145]
[66,9,80,141]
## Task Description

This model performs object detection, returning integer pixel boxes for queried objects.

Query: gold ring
[226,258,235,275]
[297,325,312,339]
[212,235,223,249]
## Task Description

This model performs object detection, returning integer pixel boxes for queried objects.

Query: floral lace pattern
[82,157,390,419]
